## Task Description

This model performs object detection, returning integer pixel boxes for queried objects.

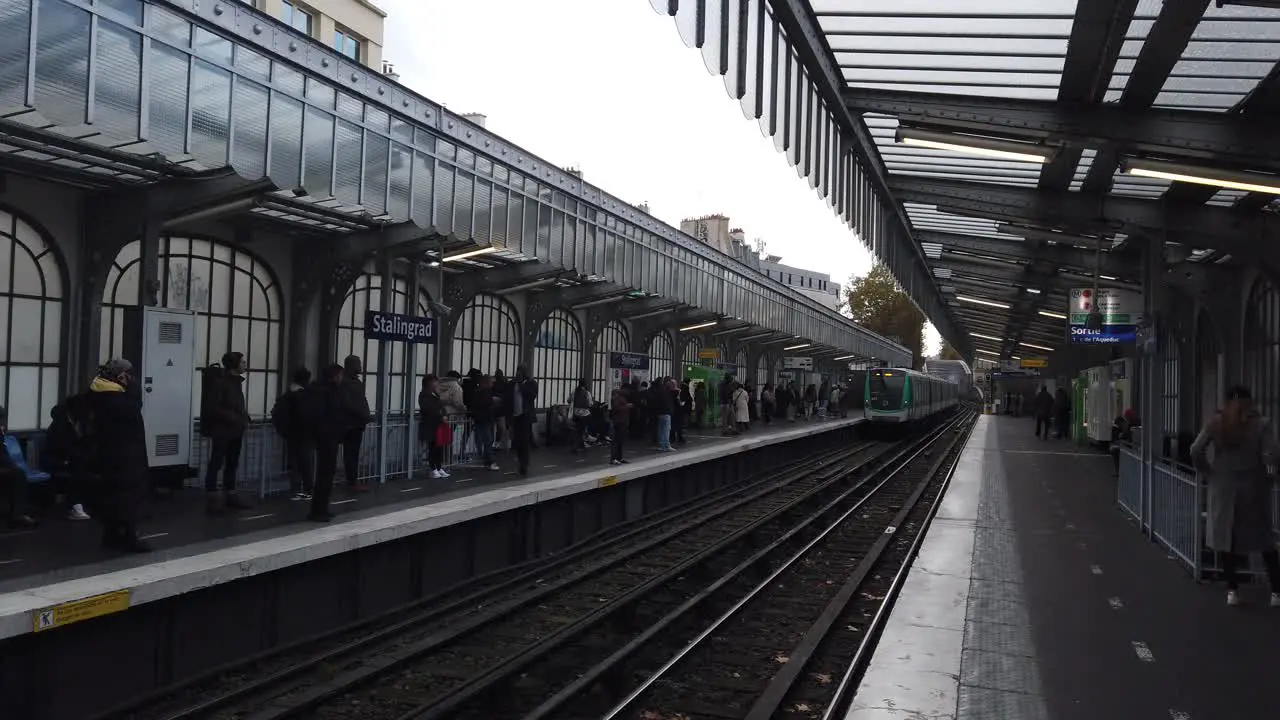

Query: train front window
[869,372,906,407]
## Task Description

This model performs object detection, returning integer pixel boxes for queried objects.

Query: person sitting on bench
[0,405,36,530]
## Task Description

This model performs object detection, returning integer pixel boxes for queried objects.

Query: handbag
[435,422,453,446]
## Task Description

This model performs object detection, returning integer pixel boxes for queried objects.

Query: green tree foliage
[938,341,963,361]
[841,264,925,368]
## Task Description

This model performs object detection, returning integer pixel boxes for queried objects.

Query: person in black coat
[85,359,151,552]
[340,355,374,491]
[502,366,538,476]
[43,400,92,521]
[300,364,354,522]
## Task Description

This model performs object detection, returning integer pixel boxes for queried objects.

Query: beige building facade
[241,0,387,70]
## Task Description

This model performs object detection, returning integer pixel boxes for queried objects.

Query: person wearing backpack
[298,364,351,522]
[200,352,251,513]
[571,380,592,453]
[339,355,373,491]
[84,359,150,551]
[272,367,315,501]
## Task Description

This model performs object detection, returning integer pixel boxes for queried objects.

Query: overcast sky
[378,0,941,355]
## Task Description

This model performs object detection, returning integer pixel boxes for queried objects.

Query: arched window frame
[534,309,583,412]
[334,271,435,415]
[1244,278,1280,425]
[0,208,65,432]
[101,235,282,419]
[648,331,674,382]
[451,293,521,380]
[593,320,630,400]
[681,337,700,366]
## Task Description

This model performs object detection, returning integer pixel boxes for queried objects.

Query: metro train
[863,367,961,424]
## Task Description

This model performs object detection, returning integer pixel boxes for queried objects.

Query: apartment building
[239,0,387,70]
[759,255,842,311]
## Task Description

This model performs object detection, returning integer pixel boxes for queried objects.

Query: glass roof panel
[1154,4,1280,111]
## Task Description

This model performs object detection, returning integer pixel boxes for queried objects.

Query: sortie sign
[364,311,437,344]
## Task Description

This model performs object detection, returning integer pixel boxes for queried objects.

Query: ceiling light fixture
[1039,310,1067,320]
[679,320,718,332]
[1021,341,1054,352]
[442,246,499,262]
[896,127,1055,164]
[1122,157,1280,196]
[971,332,1003,342]
[956,294,1011,310]
[833,354,858,361]
[783,343,811,351]
[975,348,999,356]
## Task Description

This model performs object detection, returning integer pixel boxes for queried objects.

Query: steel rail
[115,440,877,720]
[523,416,965,720]
[229,441,892,720]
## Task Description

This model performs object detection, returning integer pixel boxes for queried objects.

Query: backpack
[198,364,223,437]
[270,390,294,438]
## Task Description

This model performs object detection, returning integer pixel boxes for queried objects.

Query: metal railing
[1117,442,1279,581]
[188,414,480,497]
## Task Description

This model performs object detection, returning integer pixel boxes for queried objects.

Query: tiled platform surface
[848,414,1280,720]
[0,417,858,641]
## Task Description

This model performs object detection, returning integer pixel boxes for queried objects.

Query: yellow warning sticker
[598,475,619,487]
[33,590,131,633]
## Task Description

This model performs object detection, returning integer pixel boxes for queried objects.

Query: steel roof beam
[890,176,1280,258]
[769,0,969,359]
[1081,0,1211,194]
[918,229,1132,277]
[844,89,1280,172]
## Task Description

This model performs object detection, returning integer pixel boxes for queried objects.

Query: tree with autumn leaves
[840,264,926,369]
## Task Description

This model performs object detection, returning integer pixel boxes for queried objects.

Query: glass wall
[682,337,700,365]
[534,309,582,408]
[1245,277,1279,425]
[648,331,674,381]
[101,236,282,418]
[334,271,434,414]
[0,209,63,431]
[593,320,630,400]
[451,293,521,377]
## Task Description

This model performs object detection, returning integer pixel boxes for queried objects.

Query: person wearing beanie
[85,358,151,552]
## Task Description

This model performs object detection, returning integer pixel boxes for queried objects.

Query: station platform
[0,416,861,720]
[848,414,1280,720]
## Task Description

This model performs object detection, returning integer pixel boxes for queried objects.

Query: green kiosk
[683,363,728,428]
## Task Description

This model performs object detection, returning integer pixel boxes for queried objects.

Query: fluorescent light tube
[679,321,718,332]
[1123,158,1280,196]
[1039,310,1067,319]
[783,343,811,351]
[897,127,1053,164]
[443,246,498,262]
[956,295,1011,309]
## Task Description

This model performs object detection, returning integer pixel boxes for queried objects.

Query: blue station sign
[609,351,649,370]
[364,311,437,343]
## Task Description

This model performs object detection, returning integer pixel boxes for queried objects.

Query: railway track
[110,434,899,720]
[535,412,974,720]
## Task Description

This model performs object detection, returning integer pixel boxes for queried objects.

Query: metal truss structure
[652,0,1280,363]
[0,0,909,367]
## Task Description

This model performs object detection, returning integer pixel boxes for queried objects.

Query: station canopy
[682,0,1280,362]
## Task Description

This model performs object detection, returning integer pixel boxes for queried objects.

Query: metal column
[375,251,393,485]
[405,263,421,480]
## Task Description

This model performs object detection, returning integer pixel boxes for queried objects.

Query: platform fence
[1117,442,1280,581]
[188,414,479,497]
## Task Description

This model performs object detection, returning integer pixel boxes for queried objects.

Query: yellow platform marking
[598,475,619,488]
[33,590,131,633]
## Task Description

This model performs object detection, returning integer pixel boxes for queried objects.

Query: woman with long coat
[1191,385,1280,606]
[732,382,750,433]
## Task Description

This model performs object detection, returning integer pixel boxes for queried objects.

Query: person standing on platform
[732,381,750,434]
[1053,387,1071,440]
[84,359,150,551]
[506,366,538,476]
[653,376,675,452]
[301,363,349,522]
[493,369,510,451]
[571,379,592,453]
[692,379,707,429]
[339,355,373,491]
[418,374,448,479]
[610,384,631,465]
[469,374,499,471]
[272,367,315,501]
[1191,385,1280,607]
[760,383,775,425]
[673,378,689,446]
[202,352,251,512]
[718,374,734,432]
[1032,386,1054,439]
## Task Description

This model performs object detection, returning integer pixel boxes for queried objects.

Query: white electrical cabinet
[124,307,197,468]
[1085,365,1112,443]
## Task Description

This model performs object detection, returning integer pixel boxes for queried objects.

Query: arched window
[1244,278,1280,425]
[1194,308,1221,424]
[1160,324,1180,440]
[593,320,630,400]
[101,236,282,418]
[451,294,521,379]
[334,271,434,414]
[534,309,582,411]
[0,209,63,431]
[757,353,770,388]
[648,331,674,382]
[682,337,700,366]
[735,348,748,381]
